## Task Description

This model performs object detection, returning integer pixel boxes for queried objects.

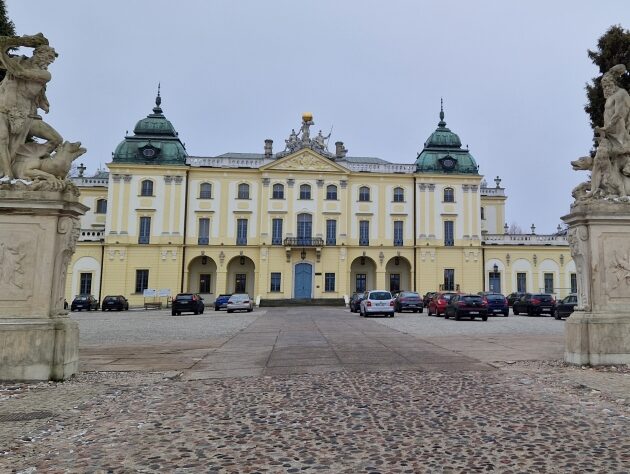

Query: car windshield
[442,293,456,301]
[370,292,392,300]
[230,295,248,301]
[486,294,504,301]
[177,295,193,300]
[534,294,553,301]
[461,296,483,303]
[401,292,419,298]
[76,296,88,301]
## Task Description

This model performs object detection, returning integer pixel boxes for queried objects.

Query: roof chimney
[264,139,273,158]
[335,141,347,159]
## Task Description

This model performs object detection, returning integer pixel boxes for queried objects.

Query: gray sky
[7,1,629,232]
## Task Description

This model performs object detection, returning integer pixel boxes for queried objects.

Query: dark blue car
[214,294,232,311]
[479,292,509,317]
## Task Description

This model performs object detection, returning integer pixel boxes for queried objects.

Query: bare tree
[507,222,523,234]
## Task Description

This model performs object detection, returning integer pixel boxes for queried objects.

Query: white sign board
[143,289,157,297]
[158,288,171,297]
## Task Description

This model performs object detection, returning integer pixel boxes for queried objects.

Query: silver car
[227,293,254,313]
[359,290,395,317]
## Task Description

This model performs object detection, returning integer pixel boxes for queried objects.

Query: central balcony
[283,237,325,247]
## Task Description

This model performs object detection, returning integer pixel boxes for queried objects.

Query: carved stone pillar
[0,190,87,381]
[562,201,630,365]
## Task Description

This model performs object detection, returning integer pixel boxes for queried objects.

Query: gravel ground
[71,309,262,346]
[370,310,566,337]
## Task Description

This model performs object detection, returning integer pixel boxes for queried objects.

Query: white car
[359,290,395,317]
[227,293,254,313]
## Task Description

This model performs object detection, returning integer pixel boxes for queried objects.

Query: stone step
[259,298,345,307]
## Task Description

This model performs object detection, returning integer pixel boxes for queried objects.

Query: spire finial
[438,98,446,127]
[153,83,163,114]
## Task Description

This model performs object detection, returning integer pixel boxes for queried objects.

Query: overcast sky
[7,1,629,232]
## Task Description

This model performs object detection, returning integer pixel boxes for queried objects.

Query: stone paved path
[1,308,628,472]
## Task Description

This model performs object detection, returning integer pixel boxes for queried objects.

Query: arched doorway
[350,256,377,293]
[385,256,412,293]
[294,262,313,299]
[188,256,217,298]
[227,256,255,296]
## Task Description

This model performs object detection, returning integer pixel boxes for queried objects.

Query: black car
[479,292,509,317]
[71,294,99,311]
[554,294,577,320]
[445,294,488,321]
[506,292,526,307]
[512,293,556,316]
[394,291,423,313]
[101,295,129,311]
[172,293,205,315]
[423,291,437,307]
[349,292,366,313]
[214,294,232,311]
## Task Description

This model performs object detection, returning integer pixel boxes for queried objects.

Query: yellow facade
[66,107,574,306]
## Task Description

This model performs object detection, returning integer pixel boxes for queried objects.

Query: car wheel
[171,311,176,316]
[455,313,461,321]
[444,311,450,319]
[247,308,253,312]
[419,308,423,313]
[554,311,561,320]
[503,311,509,317]
[227,310,233,313]
[513,308,519,315]
[389,312,394,318]
[482,316,488,321]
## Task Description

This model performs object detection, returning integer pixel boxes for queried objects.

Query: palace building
[66,92,575,306]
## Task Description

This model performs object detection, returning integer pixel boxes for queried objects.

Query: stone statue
[284,129,299,152]
[572,64,630,201]
[313,129,331,151]
[0,33,82,191]
[297,116,313,144]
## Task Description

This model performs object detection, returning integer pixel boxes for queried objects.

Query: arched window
[272,183,284,199]
[297,213,312,243]
[95,199,107,214]
[393,187,404,202]
[238,183,250,199]
[140,180,153,196]
[199,182,212,199]
[326,184,337,200]
[443,187,454,203]
[299,184,311,200]
[359,186,370,202]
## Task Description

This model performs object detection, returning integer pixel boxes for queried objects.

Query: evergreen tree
[0,0,16,83]
[584,25,630,134]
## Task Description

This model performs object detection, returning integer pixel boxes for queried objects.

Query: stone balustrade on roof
[480,186,505,197]
[482,233,568,246]
[71,176,109,187]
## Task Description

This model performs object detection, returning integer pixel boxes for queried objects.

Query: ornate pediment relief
[262,150,348,173]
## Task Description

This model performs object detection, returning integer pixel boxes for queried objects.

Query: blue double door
[294,263,313,299]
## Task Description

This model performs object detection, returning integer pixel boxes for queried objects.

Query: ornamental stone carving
[567,225,590,311]
[275,152,339,172]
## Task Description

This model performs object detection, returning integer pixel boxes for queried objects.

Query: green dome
[415,106,478,175]
[113,88,188,165]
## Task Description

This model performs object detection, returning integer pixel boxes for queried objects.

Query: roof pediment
[261,149,348,173]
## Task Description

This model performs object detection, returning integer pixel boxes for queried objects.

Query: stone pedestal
[562,200,630,365]
[0,189,87,381]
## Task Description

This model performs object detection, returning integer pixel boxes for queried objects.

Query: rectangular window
[516,273,527,293]
[325,273,335,292]
[326,220,337,245]
[79,272,92,295]
[272,219,283,245]
[570,273,577,294]
[235,273,246,293]
[326,186,337,200]
[443,269,455,291]
[199,274,211,293]
[544,272,554,294]
[356,273,367,293]
[444,221,454,246]
[236,219,248,245]
[394,221,403,246]
[198,218,210,245]
[359,220,369,246]
[138,216,151,244]
[270,272,281,292]
[135,269,149,294]
[389,273,400,293]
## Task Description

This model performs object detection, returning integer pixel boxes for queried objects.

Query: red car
[427,292,459,317]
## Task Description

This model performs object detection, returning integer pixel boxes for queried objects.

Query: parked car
[445,294,488,321]
[512,293,556,316]
[172,293,205,315]
[427,292,458,317]
[70,294,99,311]
[360,290,395,317]
[101,295,129,311]
[349,292,366,313]
[478,292,509,317]
[227,293,254,313]
[394,291,423,313]
[554,294,577,320]
[423,291,437,308]
[214,294,232,311]
[506,292,526,307]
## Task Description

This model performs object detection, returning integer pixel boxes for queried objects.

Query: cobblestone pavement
[1,307,628,472]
